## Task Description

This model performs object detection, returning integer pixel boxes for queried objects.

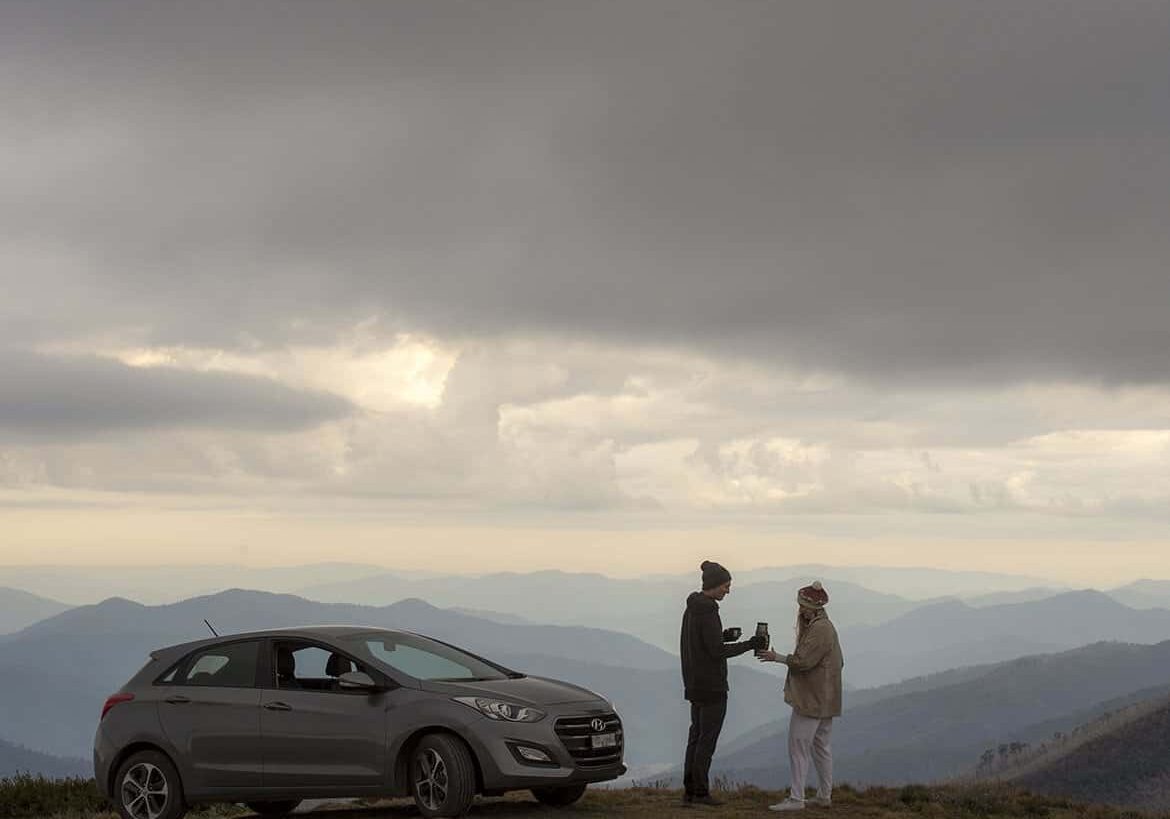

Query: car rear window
[178,640,260,688]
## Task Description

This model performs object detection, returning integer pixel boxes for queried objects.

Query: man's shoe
[769,798,806,811]
[691,794,725,807]
[808,795,832,807]
[680,793,694,807]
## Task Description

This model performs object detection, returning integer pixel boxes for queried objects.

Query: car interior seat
[276,647,300,689]
[325,652,355,688]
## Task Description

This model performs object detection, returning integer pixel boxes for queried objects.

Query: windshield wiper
[432,676,491,682]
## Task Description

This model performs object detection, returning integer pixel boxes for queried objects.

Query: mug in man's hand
[722,627,742,642]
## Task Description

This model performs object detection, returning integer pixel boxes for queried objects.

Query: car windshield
[338,632,512,682]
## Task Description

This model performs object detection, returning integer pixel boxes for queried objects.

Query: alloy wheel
[414,748,449,812]
[121,762,169,819]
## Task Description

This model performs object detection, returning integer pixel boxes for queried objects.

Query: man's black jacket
[680,591,756,702]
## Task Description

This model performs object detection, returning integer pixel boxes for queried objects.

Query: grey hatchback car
[94,626,625,819]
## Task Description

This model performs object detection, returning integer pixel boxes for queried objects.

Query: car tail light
[101,693,134,720]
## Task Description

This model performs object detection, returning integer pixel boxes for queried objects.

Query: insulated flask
[754,622,769,657]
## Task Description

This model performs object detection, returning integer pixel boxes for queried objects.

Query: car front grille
[554,713,624,768]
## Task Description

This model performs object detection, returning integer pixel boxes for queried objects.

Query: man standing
[759,581,844,812]
[680,560,766,807]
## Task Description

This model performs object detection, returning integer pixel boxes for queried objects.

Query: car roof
[151,625,407,659]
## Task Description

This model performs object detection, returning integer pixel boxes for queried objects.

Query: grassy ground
[330,784,1170,818]
[5,776,1169,819]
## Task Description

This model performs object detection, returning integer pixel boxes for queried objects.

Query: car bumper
[469,710,626,791]
[93,725,116,799]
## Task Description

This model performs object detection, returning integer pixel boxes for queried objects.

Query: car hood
[423,675,604,706]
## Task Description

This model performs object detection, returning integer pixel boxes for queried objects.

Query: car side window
[178,641,260,688]
[273,641,371,693]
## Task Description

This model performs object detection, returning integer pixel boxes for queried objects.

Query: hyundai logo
[591,718,606,732]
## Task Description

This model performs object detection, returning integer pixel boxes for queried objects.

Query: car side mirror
[338,671,381,691]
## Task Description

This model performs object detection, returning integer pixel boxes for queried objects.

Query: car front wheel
[113,750,187,819]
[411,734,476,818]
[532,783,588,807]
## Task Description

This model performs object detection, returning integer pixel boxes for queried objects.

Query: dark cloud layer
[0,350,351,438]
[2,1,1169,382]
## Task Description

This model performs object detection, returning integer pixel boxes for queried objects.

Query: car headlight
[453,697,546,723]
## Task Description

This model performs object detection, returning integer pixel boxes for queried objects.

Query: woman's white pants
[788,709,833,801]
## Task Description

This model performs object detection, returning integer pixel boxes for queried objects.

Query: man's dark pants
[683,695,728,797]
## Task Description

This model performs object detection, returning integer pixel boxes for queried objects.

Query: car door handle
[164,695,191,704]
[264,701,292,711]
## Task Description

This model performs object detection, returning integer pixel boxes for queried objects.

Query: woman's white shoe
[769,798,806,811]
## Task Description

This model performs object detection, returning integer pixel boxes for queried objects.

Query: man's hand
[757,648,784,663]
[748,634,768,651]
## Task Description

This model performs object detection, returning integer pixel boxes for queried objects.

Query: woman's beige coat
[783,609,844,718]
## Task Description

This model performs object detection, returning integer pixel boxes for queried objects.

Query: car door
[155,639,263,790]
[259,639,389,788]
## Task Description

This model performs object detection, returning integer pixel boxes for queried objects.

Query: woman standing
[758,581,844,812]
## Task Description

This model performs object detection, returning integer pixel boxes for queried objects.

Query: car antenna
[204,619,219,637]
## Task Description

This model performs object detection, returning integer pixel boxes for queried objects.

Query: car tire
[113,750,187,819]
[410,733,476,818]
[532,783,588,807]
[244,801,302,816]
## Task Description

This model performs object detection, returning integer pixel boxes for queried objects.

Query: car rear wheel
[532,783,588,807]
[113,750,187,819]
[411,734,476,818]
[244,801,302,816]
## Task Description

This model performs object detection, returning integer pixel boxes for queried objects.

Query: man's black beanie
[701,560,732,590]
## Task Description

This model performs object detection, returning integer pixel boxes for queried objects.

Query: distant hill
[841,590,1170,687]
[713,640,1170,787]
[960,587,1068,607]
[300,570,685,645]
[1110,579,1170,611]
[300,570,927,651]
[10,588,677,671]
[448,607,531,624]
[0,736,88,779]
[1014,697,1170,811]
[0,588,70,634]
[972,686,1170,782]
[727,564,1057,599]
[0,562,386,605]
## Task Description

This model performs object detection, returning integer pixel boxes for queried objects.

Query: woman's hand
[757,649,783,663]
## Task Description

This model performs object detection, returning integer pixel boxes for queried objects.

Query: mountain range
[0,563,389,605]
[0,589,781,770]
[299,570,925,653]
[7,565,1170,787]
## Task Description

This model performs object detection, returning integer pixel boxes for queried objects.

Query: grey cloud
[1,1,1169,383]
[0,350,352,438]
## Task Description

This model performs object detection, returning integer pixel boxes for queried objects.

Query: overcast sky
[2,1,1169,584]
